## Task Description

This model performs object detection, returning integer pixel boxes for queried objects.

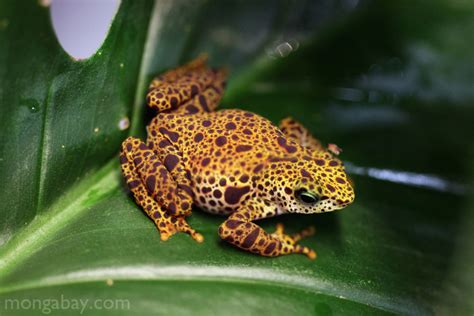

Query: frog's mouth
[333,193,356,210]
[315,197,351,213]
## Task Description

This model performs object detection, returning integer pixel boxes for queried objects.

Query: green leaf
[0,0,473,315]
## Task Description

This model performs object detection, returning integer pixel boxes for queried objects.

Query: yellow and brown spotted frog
[120,55,355,259]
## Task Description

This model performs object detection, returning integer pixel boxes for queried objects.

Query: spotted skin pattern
[120,56,355,259]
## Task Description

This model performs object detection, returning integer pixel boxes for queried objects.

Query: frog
[120,55,355,259]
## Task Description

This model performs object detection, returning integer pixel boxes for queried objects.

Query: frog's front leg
[120,137,203,242]
[147,55,226,115]
[218,200,316,259]
[279,117,325,152]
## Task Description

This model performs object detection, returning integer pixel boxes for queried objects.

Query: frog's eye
[295,189,319,204]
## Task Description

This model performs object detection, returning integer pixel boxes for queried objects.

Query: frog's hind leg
[147,55,227,115]
[120,137,203,242]
[279,117,325,152]
[148,132,195,216]
[149,54,208,87]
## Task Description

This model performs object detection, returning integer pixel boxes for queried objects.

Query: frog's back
[149,109,289,160]
[147,109,298,214]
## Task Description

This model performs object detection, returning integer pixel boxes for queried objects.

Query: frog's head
[269,151,355,214]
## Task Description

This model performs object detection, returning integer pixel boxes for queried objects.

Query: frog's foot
[175,216,204,242]
[279,117,325,152]
[147,55,227,115]
[327,143,343,156]
[271,223,317,259]
[141,205,203,243]
[158,214,204,243]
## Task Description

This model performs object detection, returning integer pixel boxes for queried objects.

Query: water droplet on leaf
[21,98,40,113]
[118,117,130,130]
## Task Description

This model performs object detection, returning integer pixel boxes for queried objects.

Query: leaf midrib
[0,264,421,315]
[35,71,57,214]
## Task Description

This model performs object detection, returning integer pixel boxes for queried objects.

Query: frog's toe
[292,225,316,242]
[274,223,285,235]
[294,244,317,260]
[156,221,179,241]
[192,232,205,243]
[272,223,315,244]
[307,249,317,260]
[160,233,171,241]
[175,216,204,243]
